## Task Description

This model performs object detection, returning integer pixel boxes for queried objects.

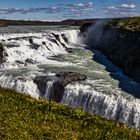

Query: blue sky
[0,0,139,20]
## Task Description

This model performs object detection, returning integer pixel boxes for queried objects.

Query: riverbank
[1,88,140,140]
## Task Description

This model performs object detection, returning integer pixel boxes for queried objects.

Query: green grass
[1,88,140,140]
[108,16,140,32]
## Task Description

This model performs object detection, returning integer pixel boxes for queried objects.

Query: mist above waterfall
[79,21,108,49]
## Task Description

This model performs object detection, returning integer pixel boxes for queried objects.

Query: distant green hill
[0,18,98,27]
[108,17,140,32]
[1,88,140,140]
[0,17,140,29]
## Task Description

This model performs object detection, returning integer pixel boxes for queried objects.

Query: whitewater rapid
[0,26,140,129]
[0,28,79,69]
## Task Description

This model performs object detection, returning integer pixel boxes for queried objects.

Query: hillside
[0,17,139,29]
[1,88,140,140]
[108,16,140,32]
[0,18,100,27]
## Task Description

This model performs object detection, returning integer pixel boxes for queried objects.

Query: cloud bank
[106,3,137,17]
[0,2,138,19]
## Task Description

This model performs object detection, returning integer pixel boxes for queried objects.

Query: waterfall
[0,75,40,98]
[79,21,106,48]
[63,30,80,44]
[0,29,79,68]
[1,26,140,130]
[44,81,54,100]
[61,83,140,129]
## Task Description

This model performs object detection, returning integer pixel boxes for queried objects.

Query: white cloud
[88,2,94,5]
[77,3,84,7]
[0,6,62,15]
[67,2,94,8]
[86,2,94,7]
[121,4,136,9]
[108,6,118,10]
[0,1,138,19]
[105,2,137,17]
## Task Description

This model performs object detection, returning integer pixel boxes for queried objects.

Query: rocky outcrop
[61,34,69,43]
[50,72,87,103]
[80,23,140,83]
[55,72,87,86]
[0,43,8,64]
[80,23,93,33]
[34,76,49,96]
[34,72,87,102]
[65,48,73,53]
[25,59,36,64]
[29,38,40,50]
[52,33,68,49]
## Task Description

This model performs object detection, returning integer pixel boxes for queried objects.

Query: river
[0,26,140,129]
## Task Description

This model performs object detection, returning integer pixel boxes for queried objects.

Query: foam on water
[0,29,79,69]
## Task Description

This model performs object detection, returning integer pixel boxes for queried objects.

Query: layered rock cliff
[79,17,140,82]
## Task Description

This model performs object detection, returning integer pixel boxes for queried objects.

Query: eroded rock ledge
[34,72,87,103]
[51,72,87,103]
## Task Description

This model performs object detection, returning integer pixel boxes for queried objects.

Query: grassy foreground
[0,88,140,140]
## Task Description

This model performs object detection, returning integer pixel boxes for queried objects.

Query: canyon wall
[80,21,140,82]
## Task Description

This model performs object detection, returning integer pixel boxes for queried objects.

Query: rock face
[61,34,69,43]
[50,72,87,102]
[55,72,87,86]
[34,76,49,96]
[29,38,40,50]
[80,23,140,82]
[80,23,93,33]
[0,43,7,64]
[100,27,140,76]
[33,72,87,103]
[52,33,68,50]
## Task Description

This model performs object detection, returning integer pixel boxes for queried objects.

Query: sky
[0,0,139,21]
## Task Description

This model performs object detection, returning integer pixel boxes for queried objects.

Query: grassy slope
[0,88,140,140]
[108,16,140,32]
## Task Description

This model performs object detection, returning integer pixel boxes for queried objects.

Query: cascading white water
[79,22,106,48]
[0,27,79,97]
[44,81,54,100]
[0,27,80,98]
[0,29,79,69]
[61,83,140,129]
[0,26,140,130]
[0,75,40,98]
[63,30,80,44]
